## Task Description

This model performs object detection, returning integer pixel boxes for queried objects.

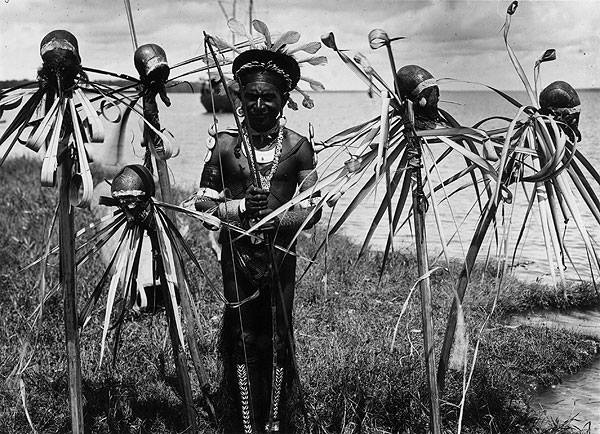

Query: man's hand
[255,208,280,234]
[244,185,270,218]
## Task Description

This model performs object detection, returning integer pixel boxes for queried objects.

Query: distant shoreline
[2,79,598,94]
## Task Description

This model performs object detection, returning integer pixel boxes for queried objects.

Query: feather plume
[299,56,328,66]
[227,18,247,37]
[287,96,299,111]
[295,88,314,109]
[252,19,272,48]
[228,18,256,48]
[287,41,321,55]
[300,76,325,92]
[210,35,240,54]
[272,31,301,52]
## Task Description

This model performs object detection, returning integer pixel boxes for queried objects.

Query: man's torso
[211,127,309,208]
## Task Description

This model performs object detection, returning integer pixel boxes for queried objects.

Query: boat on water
[199,77,233,113]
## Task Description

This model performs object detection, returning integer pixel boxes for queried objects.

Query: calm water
[512,309,600,433]
[3,90,600,281]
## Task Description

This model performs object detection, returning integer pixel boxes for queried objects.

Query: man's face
[241,81,284,133]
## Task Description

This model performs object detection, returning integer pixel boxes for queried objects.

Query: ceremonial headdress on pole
[395,64,437,102]
[111,164,156,200]
[134,44,170,85]
[395,64,439,116]
[539,80,580,112]
[0,29,105,208]
[209,19,326,109]
[40,29,81,65]
[539,80,581,140]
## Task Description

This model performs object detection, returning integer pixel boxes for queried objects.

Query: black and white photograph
[1,1,599,433]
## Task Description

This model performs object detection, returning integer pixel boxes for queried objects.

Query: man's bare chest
[220,142,298,184]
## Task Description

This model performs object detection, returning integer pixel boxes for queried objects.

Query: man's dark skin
[200,79,317,232]
[237,80,308,226]
[195,70,319,433]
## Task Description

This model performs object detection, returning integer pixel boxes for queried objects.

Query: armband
[278,205,321,232]
[195,187,221,213]
[196,187,220,200]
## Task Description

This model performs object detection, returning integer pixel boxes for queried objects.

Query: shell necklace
[241,126,284,189]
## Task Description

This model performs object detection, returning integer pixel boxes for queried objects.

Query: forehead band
[411,78,437,98]
[112,190,146,198]
[549,105,581,115]
[235,60,293,92]
[40,39,77,57]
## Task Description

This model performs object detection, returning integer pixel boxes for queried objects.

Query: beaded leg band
[266,366,284,432]
[236,364,255,434]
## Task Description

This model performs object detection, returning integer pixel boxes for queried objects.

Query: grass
[0,157,598,433]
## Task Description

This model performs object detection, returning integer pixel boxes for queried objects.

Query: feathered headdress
[208,19,327,110]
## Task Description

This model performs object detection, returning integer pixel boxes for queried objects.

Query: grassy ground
[1,157,599,433]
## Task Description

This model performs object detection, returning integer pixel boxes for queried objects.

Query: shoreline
[3,80,599,94]
[1,157,599,433]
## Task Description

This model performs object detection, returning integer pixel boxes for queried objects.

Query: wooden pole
[59,138,85,433]
[125,4,212,427]
[204,33,261,186]
[232,0,237,44]
[406,101,442,434]
[248,0,253,34]
[373,33,441,431]
[143,93,215,426]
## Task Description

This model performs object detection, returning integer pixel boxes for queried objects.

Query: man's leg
[221,251,260,433]
[267,254,297,432]
[221,245,273,433]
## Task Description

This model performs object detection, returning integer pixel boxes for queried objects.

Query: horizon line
[0,79,598,93]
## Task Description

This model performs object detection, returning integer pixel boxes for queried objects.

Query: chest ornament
[240,127,284,189]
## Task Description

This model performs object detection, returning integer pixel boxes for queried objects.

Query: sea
[2,89,600,282]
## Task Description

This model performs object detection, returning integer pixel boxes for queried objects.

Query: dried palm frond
[437,0,600,397]
[0,32,238,187]
[241,33,496,280]
[27,173,225,367]
[0,30,104,208]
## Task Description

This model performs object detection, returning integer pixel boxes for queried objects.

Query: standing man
[195,47,320,433]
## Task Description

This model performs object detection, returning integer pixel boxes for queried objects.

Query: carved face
[415,86,440,119]
[111,165,155,224]
[241,80,285,133]
[39,30,81,87]
[115,194,152,223]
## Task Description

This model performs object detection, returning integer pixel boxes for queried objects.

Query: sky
[0,0,599,91]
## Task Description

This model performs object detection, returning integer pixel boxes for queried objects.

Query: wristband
[218,199,243,222]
